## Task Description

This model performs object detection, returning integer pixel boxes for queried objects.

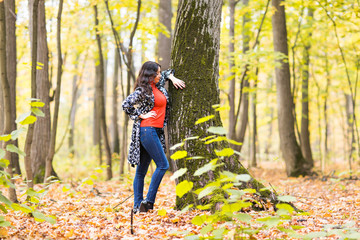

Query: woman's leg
[140,128,169,204]
[133,143,151,208]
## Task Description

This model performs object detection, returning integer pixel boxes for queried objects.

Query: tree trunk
[300,8,314,169]
[345,93,355,174]
[227,0,237,143]
[0,0,17,202]
[94,64,102,165]
[112,50,120,154]
[29,0,52,183]
[44,0,63,182]
[94,5,112,180]
[323,53,330,172]
[5,0,21,175]
[69,59,79,157]
[24,0,40,189]
[158,0,172,69]
[250,68,258,167]
[264,78,274,160]
[235,0,250,152]
[169,0,265,209]
[271,0,310,177]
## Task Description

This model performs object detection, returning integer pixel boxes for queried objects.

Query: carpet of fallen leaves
[2,162,360,239]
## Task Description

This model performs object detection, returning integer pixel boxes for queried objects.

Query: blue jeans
[133,127,169,208]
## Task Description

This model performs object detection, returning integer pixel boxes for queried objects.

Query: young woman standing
[122,61,185,213]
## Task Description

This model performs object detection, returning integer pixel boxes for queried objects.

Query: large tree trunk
[94,5,112,180]
[44,0,63,182]
[300,8,314,169]
[5,0,21,175]
[0,0,17,202]
[29,0,51,183]
[271,0,310,177]
[169,0,265,209]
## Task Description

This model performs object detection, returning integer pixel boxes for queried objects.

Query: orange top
[140,84,167,128]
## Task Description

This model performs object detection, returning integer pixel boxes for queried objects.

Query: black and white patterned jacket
[122,69,174,166]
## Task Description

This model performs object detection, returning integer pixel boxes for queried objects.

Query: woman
[122,61,185,213]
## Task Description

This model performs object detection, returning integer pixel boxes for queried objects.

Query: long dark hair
[134,61,161,96]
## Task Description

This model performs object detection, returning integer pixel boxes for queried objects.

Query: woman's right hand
[139,111,157,119]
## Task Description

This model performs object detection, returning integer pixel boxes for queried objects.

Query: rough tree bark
[5,0,21,175]
[94,5,112,180]
[93,64,102,165]
[29,0,52,183]
[44,0,64,182]
[0,0,17,202]
[300,8,314,169]
[169,0,266,209]
[271,0,311,176]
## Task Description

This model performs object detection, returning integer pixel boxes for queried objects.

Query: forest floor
[2,161,360,239]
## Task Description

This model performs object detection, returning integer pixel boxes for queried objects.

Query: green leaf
[170,168,187,181]
[196,204,211,210]
[31,107,45,117]
[213,227,226,239]
[0,192,12,206]
[184,235,200,240]
[0,150,7,163]
[257,216,281,227]
[197,186,218,199]
[195,115,214,125]
[277,226,295,234]
[16,111,31,124]
[176,180,193,198]
[234,213,252,223]
[186,156,205,160]
[6,144,26,157]
[215,148,234,157]
[278,195,297,202]
[194,159,220,176]
[276,203,294,214]
[302,231,327,239]
[32,211,56,224]
[157,209,166,216]
[236,174,251,182]
[191,215,207,226]
[0,134,11,141]
[184,136,199,141]
[0,204,8,213]
[170,150,187,160]
[26,188,39,197]
[181,204,193,213]
[11,203,32,213]
[0,220,11,227]
[170,142,184,151]
[10,127,26,140]
[30,101,45,107]
[20,115,37,125]
[207,126,227,135]
[200,224,213,235]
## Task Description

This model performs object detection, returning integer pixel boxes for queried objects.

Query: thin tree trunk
[112,50,120,154]
[300,8,314,169]
[158,0,172,69]
[94,64,102,164]
[264,77,274,161]
[0,0,17,202]
[69,59,79,157]
[235,0,250,152]
[94,5,112,180]
[227,0,238,143]
[345,94,355,174]
[24,0,40,189]
[271,0,310,177]
[5,0,21,175]
[30,0,52,183]
[250,68,258,167]
[44,0,63,182]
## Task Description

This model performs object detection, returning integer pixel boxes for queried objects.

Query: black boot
[139,200,154,212]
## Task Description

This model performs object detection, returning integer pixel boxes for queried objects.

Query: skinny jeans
[133,127,169,208]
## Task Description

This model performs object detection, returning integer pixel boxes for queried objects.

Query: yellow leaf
[158,209,166,216]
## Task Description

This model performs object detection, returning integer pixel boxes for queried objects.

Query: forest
[0,0,359,239]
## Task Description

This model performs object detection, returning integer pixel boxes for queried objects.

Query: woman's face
[154,67,161,84]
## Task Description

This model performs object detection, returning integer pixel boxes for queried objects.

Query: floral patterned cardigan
[122,69,174,166]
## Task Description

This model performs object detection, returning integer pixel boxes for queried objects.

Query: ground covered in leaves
[2,162,360,239]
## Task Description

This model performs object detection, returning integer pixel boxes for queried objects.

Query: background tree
[271,0,310,176]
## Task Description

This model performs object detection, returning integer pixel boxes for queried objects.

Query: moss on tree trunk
[168,0,268,210]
